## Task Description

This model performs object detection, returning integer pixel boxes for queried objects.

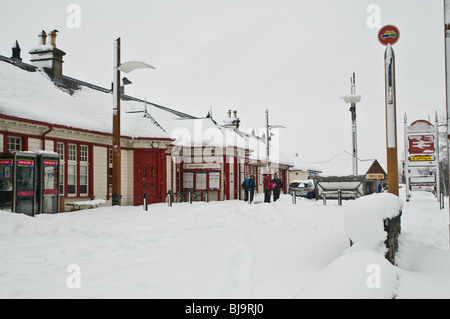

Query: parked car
[288,180,315,197]
[381,184,404,193]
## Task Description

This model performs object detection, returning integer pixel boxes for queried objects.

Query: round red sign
[378,25,400,46]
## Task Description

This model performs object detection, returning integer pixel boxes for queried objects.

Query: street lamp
[265,109,286,173]
[112,37,155,206]
[340,72,361,176]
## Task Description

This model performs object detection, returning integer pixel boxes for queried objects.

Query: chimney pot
[39,30,47,45]
[50,30,59,47]
[11,41,22,61]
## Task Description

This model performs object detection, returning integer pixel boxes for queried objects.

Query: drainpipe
[42,125,53,149]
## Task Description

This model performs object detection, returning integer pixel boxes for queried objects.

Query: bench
[66,199,105,211]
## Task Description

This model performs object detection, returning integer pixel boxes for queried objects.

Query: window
[67,164,76,195]
[80,145,88,162]
[57,142,65,161]
[7,136,22,152]
[57,142,65,194]
[56,142,92,197]
[79,145,88,195]
[79,166,88,194]
[68,144,77,161]
[67,144,77,196]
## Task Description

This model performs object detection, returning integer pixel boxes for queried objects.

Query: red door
[134,150,164,205]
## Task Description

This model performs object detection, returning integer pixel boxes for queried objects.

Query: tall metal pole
[435,112,441,201]
[112,38,121,206]
[444,0,450,243]
[350,73,358,176]
[404,113,410,201]
[384,44,399,196]
[265,109,270,171]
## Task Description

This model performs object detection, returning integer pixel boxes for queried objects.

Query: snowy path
[0,194,349,298]
[0,191,449,298]
[396,192,450,298]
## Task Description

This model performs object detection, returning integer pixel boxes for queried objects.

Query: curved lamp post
[112,37,155,206]
[265,109,286,173]
[340,73,361,176]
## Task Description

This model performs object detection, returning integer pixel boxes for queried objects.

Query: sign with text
[17,159,34,167]
[409,155,434,162]
[366,173,385,180]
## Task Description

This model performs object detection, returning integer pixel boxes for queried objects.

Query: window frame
[7,136,22,152]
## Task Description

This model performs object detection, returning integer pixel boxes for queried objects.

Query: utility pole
[404,113,410,201]
[339,73,361,176]
[350,73,358,176]
[112,38,121,206]
[435,112,441,202]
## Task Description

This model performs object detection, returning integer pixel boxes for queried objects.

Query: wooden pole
[384,44,399,196]
[112,37,121,205]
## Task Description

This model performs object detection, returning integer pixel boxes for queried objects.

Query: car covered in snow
[288,180,315,197]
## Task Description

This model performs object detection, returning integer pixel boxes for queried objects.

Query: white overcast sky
[0,0,446,166]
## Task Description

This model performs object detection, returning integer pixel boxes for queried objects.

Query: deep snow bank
[344,193,403,252]
[297,193,403,298]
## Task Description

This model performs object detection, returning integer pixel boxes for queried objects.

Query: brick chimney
[223,109,240,130]
[29,30,66,81]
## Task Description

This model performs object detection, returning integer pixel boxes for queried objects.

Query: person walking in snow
[242,175,251,202]
[271,173,283,202]
[263,174,271,203]
[248,175,256,203]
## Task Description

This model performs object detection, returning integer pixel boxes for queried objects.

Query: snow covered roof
[288,154,322,173]
[0,57,171,139]
[0,53,292,166]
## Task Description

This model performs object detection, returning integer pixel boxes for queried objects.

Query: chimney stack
[11,41,22,62]
[29,30,66,81]
[223,109,240,130]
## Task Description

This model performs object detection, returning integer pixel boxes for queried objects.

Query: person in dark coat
[248,175,256,203]
[271,173,283,202]
[242,175,251,202]
[263,174,271,203]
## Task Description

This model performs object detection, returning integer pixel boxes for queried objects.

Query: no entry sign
[378,25,400,46]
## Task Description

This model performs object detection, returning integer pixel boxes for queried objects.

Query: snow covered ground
[0,188,449,299]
